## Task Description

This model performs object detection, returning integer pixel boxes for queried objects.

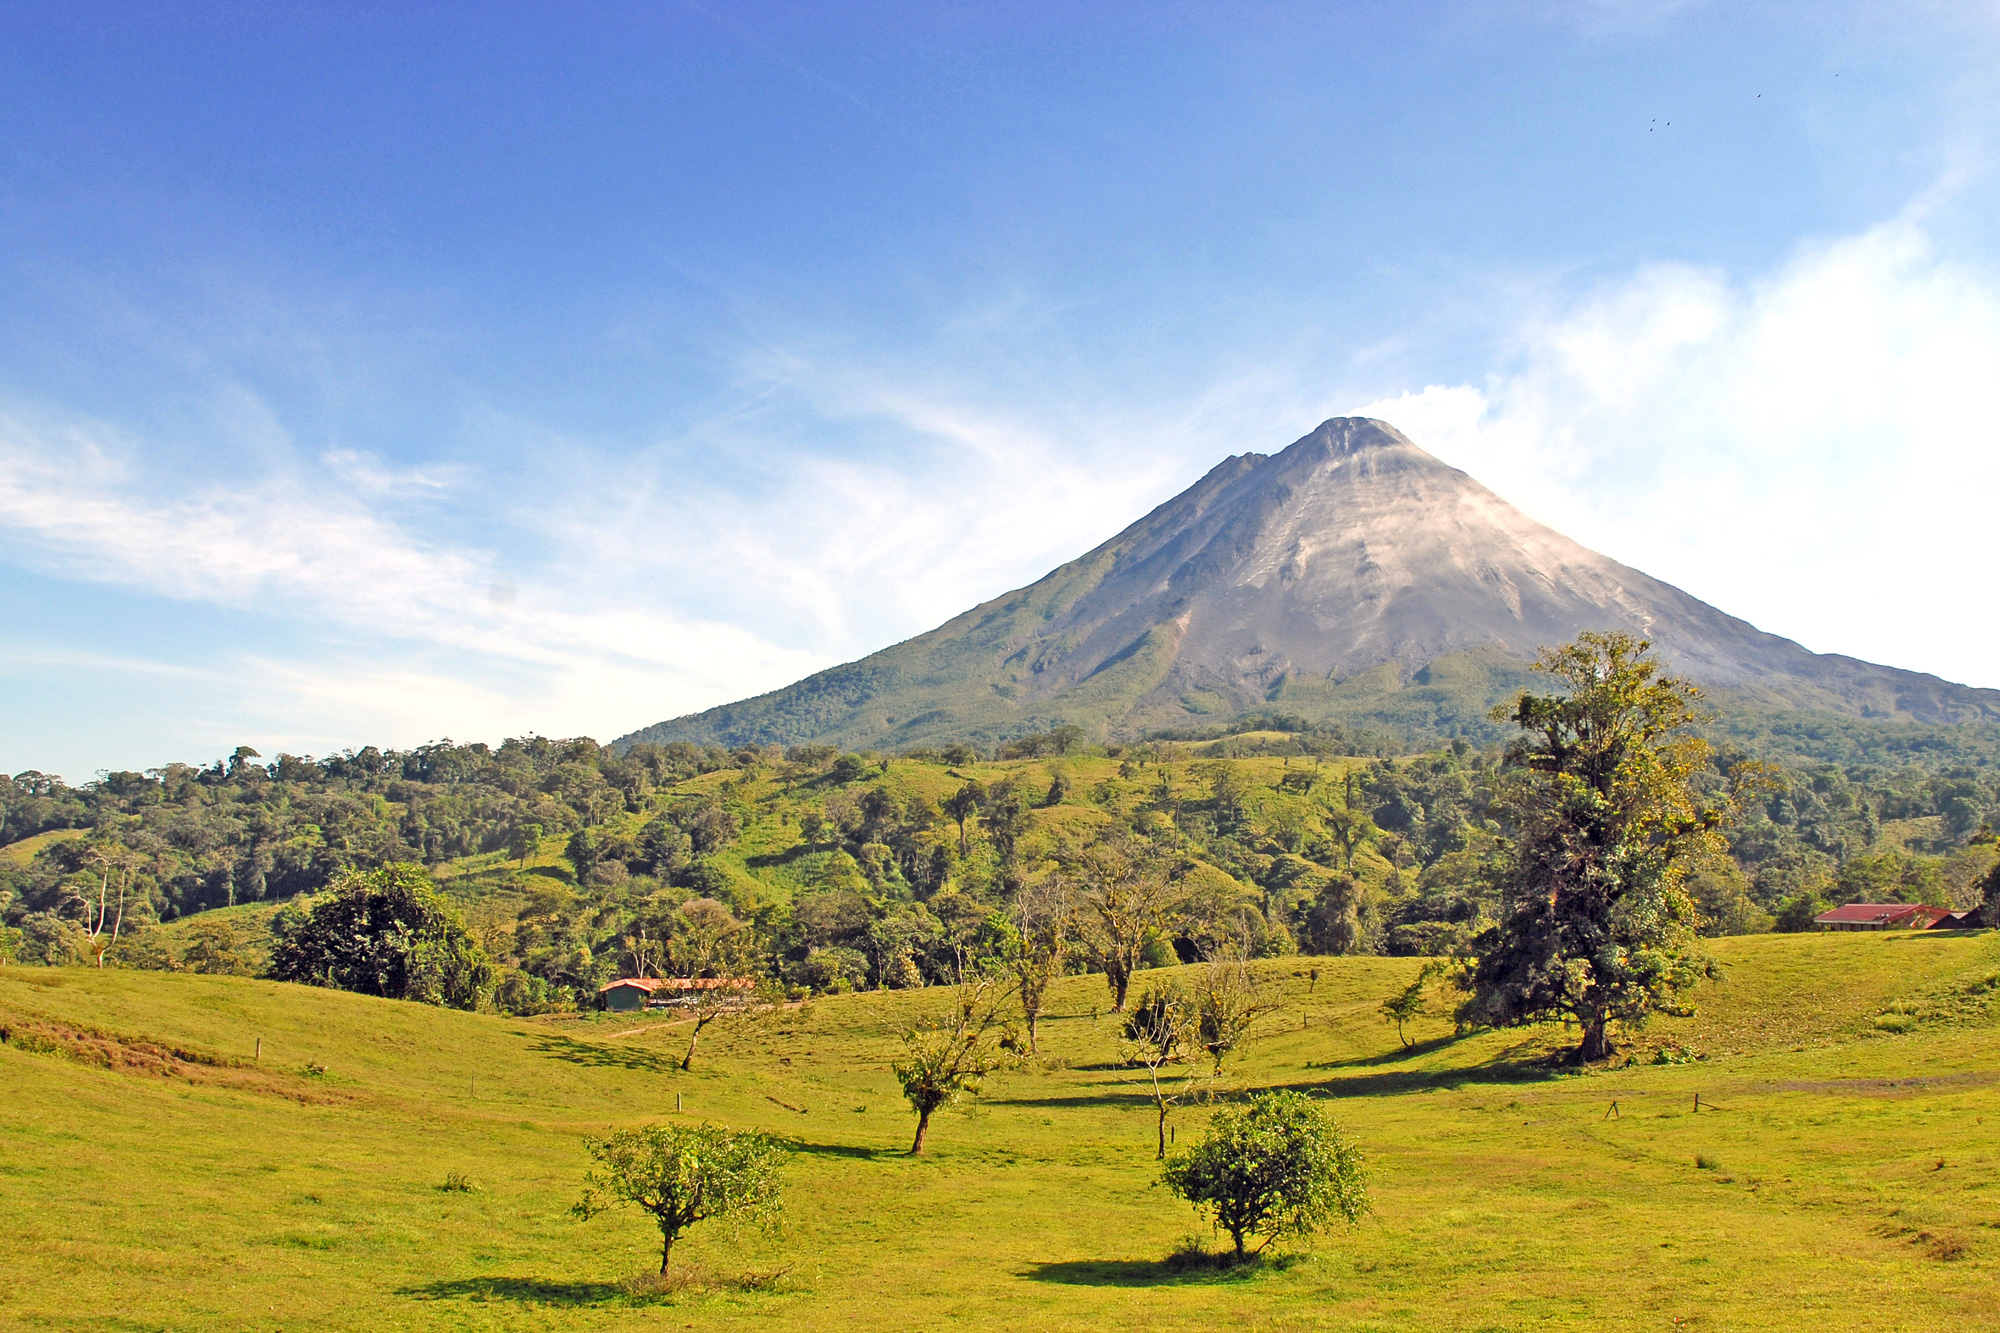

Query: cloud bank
[1360,214,2000,687]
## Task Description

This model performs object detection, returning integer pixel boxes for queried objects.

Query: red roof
[596,976,755,994]
[1813,903,1950,926]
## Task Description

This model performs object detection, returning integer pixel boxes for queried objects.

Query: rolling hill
[4,933,1998,1330]
[621,417,2000,755]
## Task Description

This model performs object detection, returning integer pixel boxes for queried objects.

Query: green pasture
[4,930,1999,1331]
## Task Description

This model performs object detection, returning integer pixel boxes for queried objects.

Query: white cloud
[1359,214,2000,686]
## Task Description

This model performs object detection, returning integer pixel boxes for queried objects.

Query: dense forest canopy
[5,714,1998,1007]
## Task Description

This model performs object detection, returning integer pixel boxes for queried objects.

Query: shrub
[494,968,567,1016]
[1162,1090,1369,1257]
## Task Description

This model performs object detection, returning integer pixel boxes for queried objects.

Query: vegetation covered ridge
[7,637,1999,1033]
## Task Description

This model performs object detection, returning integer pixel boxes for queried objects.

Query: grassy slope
[5,932,2000,1332]
[0,830,83,867]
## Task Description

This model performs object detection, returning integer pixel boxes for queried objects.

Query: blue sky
[4,1,1999,781]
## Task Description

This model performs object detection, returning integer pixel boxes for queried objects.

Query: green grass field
[4,931,1999,1331]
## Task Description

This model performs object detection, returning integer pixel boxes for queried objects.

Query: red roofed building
[595,976,757,1012]
[1813,902,1954,931]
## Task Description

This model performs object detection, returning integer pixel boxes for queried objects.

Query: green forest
[7,703,1999,1011]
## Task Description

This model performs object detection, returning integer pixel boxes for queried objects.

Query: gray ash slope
[620,418,2000,753]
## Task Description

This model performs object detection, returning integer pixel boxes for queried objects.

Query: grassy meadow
[5,930,2000,1331]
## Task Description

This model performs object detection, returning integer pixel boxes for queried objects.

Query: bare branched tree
[79,845,134,969]
[666,898,767,1071]
[1121,982,1209,1159]
[1070,834,1185,1011]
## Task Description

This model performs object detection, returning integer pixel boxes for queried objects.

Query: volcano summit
[622,418,1999,752]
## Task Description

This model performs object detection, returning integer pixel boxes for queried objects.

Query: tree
[681,801,741,855]
[1007,876,1073,1053]
[573,1123,784,1276]
[1979,857,2000,928]
[1190,951,1271,1073]
[78,845,134,969]
[182,918,246,975]
[1071,833,1183,1010]
[893,978,1008,1154]
[943,783,982,858]
[1321,804,1377,870]
[666,898,765,1071]
[1773,890,1830,933]
[1161,1090,1370,1259]
[1465,633,1750,1062]
[267,863,494,1009]
[507,823,542,869]
[1121,982,1204,1158]
[1379,976,1427,1048]
[1302,872,1370,955]
[566,828,602,884]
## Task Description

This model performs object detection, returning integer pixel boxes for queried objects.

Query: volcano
[620,418,2000,752]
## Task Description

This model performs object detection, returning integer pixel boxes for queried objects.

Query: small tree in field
[1007,876,1074,1053]
[666,898,767,1071]
[1162,1090,1369,1259]
[1122,982,1205,1159]
[1191,951,1272,1073]
[893,978,1008,1154]
[573,1123,784,1276]
[1379,976,1427,1048]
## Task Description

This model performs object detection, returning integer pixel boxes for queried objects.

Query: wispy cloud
[0,401,826,758]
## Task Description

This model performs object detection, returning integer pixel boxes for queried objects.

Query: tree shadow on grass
[990,1088,1155,1110]
[1285,1034,1572,1097]
[399,1277,626,1307]
[783,1139,894,1161]
[1305,1033,1461,1069]
[1024,1252,1305,1287]
[528,1034,682,1074]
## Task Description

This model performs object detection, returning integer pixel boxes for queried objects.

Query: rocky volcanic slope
[621,418,2000,752]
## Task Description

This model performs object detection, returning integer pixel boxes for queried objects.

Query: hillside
[620,417,2000,756]
[13,741,2000,994]
[4,933,1999,1331]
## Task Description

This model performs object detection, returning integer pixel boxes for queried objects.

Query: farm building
[1929,908,1986,929]
[595,977,756,1012]
[1812,903,1954,931]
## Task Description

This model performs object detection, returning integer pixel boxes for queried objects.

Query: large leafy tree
[1466,632,1748,1061]
[268,863,494,1009]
